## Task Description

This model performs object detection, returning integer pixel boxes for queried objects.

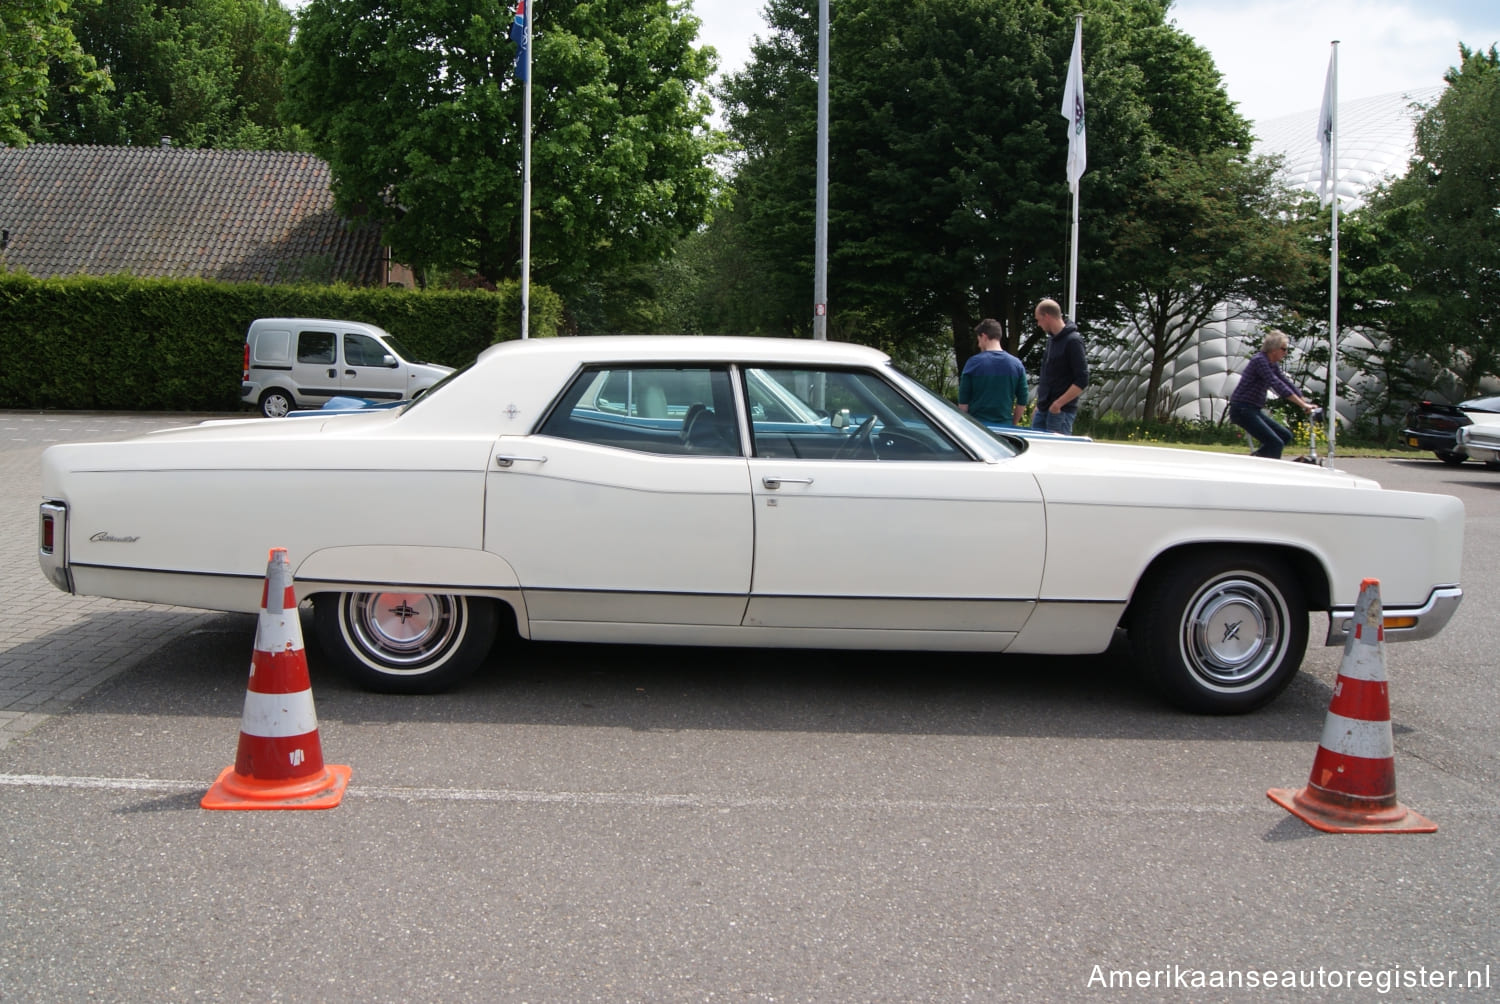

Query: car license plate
[1407,436,1419,447]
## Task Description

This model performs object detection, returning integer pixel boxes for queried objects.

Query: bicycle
[1290,407,1325,465]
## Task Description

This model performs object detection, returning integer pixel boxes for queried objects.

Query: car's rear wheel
[314,591,498,693]
[1129,551,1308,714]
[259,388,295,418]
[1435,450,1467,466]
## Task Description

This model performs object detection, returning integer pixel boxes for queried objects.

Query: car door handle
[495,454,548,468]
[762,476,814,489]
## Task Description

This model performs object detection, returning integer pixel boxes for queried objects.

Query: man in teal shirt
[959,319,1027,426]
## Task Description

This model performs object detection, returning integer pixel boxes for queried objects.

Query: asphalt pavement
[2,414,1497,1002]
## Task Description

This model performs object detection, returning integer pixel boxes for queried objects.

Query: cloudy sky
[687,0,1500,124]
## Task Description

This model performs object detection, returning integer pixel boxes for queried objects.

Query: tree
[1,0,109,145]
[1102,148,1317,419]
[715,0,824,336]
[719,0,1257,374]
[37,0,302,149]
[1362,44,1500,398]
[283,0,724,297]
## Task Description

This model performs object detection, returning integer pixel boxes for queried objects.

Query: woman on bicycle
[1229,330,1318,459]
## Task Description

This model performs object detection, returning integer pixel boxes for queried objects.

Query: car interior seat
[680,403,732,453]
[640,385,668,418]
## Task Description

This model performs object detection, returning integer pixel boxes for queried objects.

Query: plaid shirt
[1230,352,1300,408]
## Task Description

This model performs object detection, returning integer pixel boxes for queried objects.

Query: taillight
[243,343,250,382]
[41,513,54,553]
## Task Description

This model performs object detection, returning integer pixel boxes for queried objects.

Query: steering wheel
[872,430,934,458]
[834,415,877,460]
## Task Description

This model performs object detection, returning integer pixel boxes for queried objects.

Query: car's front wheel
[1435,450,1467,466]
[1129,551,1308,714]
[314,591,498,693]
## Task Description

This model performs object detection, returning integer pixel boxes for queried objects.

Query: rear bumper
[37,500,74,594]
[1401,428,1460,454]
[1325,585,1463,645]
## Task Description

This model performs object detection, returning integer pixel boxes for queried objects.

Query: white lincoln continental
[38,336,1463,713]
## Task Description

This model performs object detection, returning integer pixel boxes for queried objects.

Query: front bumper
[1325,585,1463,646]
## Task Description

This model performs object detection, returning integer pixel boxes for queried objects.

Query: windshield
[884,363,1019,460]
[395,358,474,414]
[381,333,423,364]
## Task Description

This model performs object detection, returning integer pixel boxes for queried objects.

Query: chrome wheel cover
[343,591,464,672]
[1178,573,1288,691]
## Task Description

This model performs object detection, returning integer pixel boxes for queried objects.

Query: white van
[240,318,455,417]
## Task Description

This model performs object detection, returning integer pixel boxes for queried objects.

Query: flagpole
[1067,168,1080,322]
[812,0,829,340]
[520,2,533,339]
[1326,41,1339,459]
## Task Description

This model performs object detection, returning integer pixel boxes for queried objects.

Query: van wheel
[314,591,497,694]
[259,388,295,418]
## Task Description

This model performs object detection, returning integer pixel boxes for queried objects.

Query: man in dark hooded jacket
[1031,298,1089,435]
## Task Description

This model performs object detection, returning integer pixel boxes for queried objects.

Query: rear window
[251,328,291,363]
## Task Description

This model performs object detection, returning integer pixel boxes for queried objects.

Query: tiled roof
[0,144,385,284]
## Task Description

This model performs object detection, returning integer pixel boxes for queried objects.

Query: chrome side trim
[1324,586,1463,645]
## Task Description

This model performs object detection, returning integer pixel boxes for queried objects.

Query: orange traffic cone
[1267,578,1434,833]
[202,548,351,810]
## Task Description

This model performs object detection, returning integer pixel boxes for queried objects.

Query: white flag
[1061,20,1086,190]
[1317,48,1336,206]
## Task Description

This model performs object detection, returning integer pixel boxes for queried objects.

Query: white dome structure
[1259,86,1442,210]
[1088,86,1443,423]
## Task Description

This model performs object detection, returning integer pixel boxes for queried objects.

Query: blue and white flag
[1061,20,1086,190]
[509,1,529,82]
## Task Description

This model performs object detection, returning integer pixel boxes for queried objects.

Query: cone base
[201,763,351,811]
[1267,787,1435,834]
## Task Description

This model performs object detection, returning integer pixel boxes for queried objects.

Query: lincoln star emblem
[1221,621,1243,643]
[387,600,420,623]
[505,403,520,420]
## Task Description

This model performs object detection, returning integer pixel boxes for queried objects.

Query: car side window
[746,367,966,461]
[343,333,391,368]
[539,366,742,457]
[296,331,336,365]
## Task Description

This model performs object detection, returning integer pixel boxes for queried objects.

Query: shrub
[0,274,562,410]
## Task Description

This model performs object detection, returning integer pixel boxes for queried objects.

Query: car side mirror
[382,353,398,368]
[831,409,850,429]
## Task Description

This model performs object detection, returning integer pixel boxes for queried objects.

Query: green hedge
[0,273,564,410]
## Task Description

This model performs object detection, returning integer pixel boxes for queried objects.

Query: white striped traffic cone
[202,548,351,810]
[1267,578,1434,833]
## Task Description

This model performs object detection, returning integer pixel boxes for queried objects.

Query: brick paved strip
[1,412,243,749]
